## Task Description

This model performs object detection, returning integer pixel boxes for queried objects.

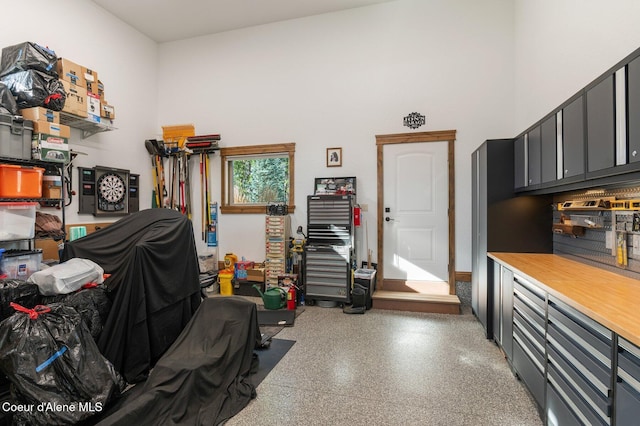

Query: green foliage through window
[231,156,289,204]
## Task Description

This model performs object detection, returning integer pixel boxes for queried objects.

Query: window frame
[220,143,295,214]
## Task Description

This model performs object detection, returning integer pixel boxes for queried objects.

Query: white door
[383,141,449,282]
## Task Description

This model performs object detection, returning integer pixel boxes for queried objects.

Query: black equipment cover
[62,209,202,383]
[95,297,261,426]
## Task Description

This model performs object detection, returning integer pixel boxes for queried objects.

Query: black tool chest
[304,195,354,304]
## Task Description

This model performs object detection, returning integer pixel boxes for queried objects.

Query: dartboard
[97,172,126,204]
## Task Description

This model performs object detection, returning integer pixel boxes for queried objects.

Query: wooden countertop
[488,252,640,347]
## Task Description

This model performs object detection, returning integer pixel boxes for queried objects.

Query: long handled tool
[144,140,162,207]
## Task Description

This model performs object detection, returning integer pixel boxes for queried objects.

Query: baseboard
[455,271,471,282]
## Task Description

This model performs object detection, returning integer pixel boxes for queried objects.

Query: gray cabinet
[546,296,613,425]
[562,95,585,180]
[586,74,615,174]
[540,115,557,184]
[512,274,546,409]
[472,140,552,338]
[514,135,527,190]
[616,338,640,425]
[490,261,513,360]
[628,56,640,164]
[527,126,542,187]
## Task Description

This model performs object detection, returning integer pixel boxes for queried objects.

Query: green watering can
[253,284,287,310]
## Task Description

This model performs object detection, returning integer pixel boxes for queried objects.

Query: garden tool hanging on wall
[144,139,167,208]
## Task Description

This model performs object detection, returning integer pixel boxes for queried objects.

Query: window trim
[220,143,295,214]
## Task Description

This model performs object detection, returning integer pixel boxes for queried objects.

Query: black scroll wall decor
[403,112,426,129]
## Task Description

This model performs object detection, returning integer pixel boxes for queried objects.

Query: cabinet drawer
[619,338,640,395]
[513,275,546,310]
[512,336,545,408]
[513,295,545,333]
[547,324,611,394]
[513,326,545,373]
[547,366,609,426]
[513,310,545,354]
[548,345,611,420]
[546,382,583,426]
[548,297,612,362]
[615,379,640,425]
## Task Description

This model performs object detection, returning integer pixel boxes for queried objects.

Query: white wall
[157,0,516,270]
[2,0,159,226]
[514,0,640,133]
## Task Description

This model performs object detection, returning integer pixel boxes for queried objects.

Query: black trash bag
[0,82,17,115]
[0,42,58,78]
[0,70,66,111]
[40,284,112,340]
[0,279,40,321]
[0,303,125,426]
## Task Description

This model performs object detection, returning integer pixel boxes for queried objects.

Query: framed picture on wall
[326,147,342,167]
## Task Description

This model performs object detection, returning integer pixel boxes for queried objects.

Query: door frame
[376,130,457,294]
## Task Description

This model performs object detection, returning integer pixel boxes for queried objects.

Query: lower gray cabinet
[512,275,546,409]
[616,338,640,424]
[546,296,613,425]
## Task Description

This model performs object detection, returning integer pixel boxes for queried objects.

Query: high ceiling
[92,0,397,43]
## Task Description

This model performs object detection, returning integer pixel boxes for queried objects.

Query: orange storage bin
[0,164,44,198]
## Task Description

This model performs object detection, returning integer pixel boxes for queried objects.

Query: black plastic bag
[0,69,66,111]
[0,42,58,78]
[0,81,17,115]
[41,284,112,340]
[0,303,125,425]
[0,279,39,321]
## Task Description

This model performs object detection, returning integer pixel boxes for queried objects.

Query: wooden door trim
[376,130,456,294]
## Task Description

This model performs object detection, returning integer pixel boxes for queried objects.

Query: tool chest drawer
[304,245,350,302]
[513,294,545,334]
[512,331,545,408]
[513,309,545,354]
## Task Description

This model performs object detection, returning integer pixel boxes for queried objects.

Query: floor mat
[252,339,295,386]
[257,309,296,326]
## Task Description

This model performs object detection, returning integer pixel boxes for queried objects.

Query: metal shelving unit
[59,111,116,138]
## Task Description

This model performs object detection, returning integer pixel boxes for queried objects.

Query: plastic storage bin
[0,113,33,160]
[0,202,37,240]
[0,249,42,279]
[0,164,44,198]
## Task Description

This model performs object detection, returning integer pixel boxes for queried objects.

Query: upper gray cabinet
[527,126,542,187]
[561,95,585,180]
[540,114,557,184]
[628,56,640,163]
[586,74,615,175]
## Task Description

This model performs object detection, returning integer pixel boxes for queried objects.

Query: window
[220,143,295,214]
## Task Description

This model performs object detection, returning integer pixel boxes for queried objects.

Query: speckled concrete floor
[226,294,543,426]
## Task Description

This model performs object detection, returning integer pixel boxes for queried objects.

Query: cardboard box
[56,58,86,86]
[246,264,265,283]
[100,101,116,119]
[61,80,88,118]
[97,80,105,100]
[86,92,101,123]
[42,174,62,199]
[32,121,70,139]
[31,133,69,163]
[82,66,99,84]
[20,107,59,124]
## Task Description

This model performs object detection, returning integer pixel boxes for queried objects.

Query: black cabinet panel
[514,135,526,189]
[563,96,585,179]
[587,75,615,173]
[527,126,541,186]
[629,56,640,163]
[541,115,557,183]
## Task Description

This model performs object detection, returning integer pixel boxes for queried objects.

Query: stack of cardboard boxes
[24,106,70,164]
[55,58,115,123]
[27,58,116,164]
